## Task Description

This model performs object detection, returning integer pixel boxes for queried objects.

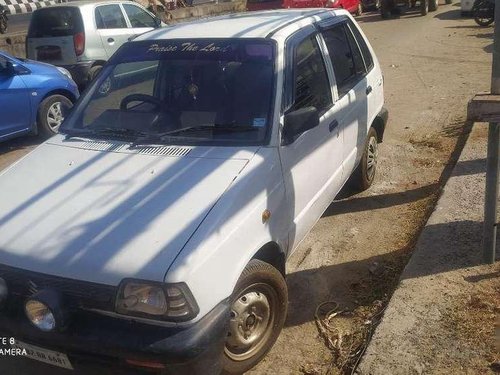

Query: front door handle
[366,85,373,95]
[329,119,339,133]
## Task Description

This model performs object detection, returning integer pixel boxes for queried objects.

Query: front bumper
[60,61,94,88]
[0,298,230,375]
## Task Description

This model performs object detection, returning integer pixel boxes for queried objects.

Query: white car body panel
[0,135,254,285]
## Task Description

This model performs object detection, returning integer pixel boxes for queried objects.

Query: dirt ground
[0,3,497,375]
[250,4,497,375]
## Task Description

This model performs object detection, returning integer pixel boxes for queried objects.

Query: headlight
[115,279,199,322]
[25,300,56,331]
[57,67,73,81]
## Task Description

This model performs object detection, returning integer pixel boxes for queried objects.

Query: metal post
[483,1,500,264]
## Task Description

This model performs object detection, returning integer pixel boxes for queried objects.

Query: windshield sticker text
[147,42,231,54]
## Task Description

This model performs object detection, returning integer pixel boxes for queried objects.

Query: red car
[247,0,362,15]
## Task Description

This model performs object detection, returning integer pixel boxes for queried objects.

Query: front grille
[0,264,116,311]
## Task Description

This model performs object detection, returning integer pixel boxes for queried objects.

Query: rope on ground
[313,299,388,375]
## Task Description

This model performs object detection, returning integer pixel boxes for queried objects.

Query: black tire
[445,0,452,3]
[380,0,391,18]
[88,65,103,83]
[420,0,428,14]
[0,18,7,34]
[37,95,73,137]
[473,0,494,26]
[222,259,288,375]
[429,0,438,11]
[352,127,379,191]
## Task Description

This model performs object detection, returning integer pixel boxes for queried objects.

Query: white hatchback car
[0,9,387,375]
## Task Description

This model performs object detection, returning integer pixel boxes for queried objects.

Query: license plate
[12,341,73,370]
[36,46,62,62]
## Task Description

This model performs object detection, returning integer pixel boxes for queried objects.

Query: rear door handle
[329,119,339,133]
[366,85,373,95]
[107,38,115,44]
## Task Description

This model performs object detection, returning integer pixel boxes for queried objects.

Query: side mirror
[0,61,15,76]
[154,17,162,28]
[282,106,319,145]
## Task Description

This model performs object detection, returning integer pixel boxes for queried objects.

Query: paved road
[0,3,492,375]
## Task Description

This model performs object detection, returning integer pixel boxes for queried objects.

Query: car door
[122,3,157,38]
[348,19,383,133]
[279,27,344,252]
[319,20,369,177]
[0,55,31,139]
[94,4,131,58]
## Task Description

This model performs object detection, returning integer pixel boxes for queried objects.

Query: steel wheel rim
[46,102,65,132]
[225,283,277,361]
[367,136,378,181]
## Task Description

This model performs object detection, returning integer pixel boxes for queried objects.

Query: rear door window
[95,4,128,29]
[123,4,156,28]
[289,36,333,116]
[28,7,83,37]
[347,21,374,72]
[321,24,364,98]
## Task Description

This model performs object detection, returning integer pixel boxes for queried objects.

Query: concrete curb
[358,123,498,374]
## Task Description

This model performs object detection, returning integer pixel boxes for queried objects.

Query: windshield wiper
[130,124,259,147]
[64,127,148,141]
[161,124,258,136]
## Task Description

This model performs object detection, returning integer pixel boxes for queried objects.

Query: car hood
[0,137,254,285]
[20,59,63,77]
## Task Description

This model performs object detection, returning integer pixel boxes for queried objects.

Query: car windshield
[61,39,276,146]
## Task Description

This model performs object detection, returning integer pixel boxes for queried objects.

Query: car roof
[136,9,344,40]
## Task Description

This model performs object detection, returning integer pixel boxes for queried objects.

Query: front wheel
[352,127,379,191]
[473,0,495,26]
[222,259,288,374]
[429,0,438,11]
[420,0,429,15]
[37,95,73,137]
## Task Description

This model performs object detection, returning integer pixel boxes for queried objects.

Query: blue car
[0,50,79,142]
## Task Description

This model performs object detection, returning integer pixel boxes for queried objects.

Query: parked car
[0,9,387,375]
[248,0,363,15]
[0,50,79,142]
[26,0,165,89]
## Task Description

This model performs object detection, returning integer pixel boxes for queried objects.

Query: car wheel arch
[251,241,286,277]
[39,89,77,104]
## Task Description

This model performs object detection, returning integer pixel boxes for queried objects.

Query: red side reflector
[73,32,85,56]
[125,359,166,369]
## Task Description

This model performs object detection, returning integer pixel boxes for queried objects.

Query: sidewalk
[358,124,499,374]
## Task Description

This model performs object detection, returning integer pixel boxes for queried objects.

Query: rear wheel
[88,65,103,84]
[222,259,288,374]
[37,95,73,137]
[429,0,438,11]
[420,0,428,14]
[352,127,379,191]
[0,18,7,34]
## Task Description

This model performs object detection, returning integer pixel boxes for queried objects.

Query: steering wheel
[120,94,163,112]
